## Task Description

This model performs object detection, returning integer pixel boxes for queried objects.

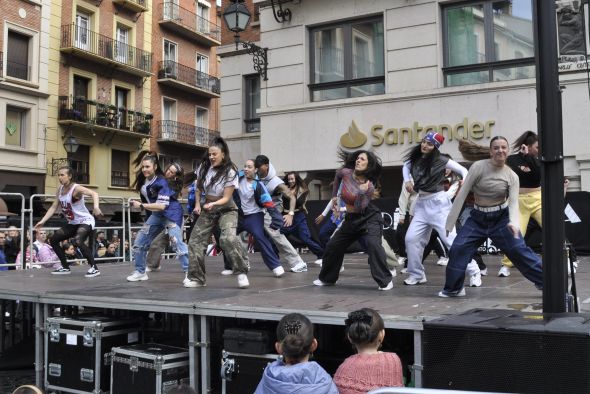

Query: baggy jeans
[134,214,188,273]
[442,208,543,295]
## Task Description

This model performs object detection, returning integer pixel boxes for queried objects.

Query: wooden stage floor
[0,253,587,329]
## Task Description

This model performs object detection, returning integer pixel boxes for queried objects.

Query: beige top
[446,159,520,232]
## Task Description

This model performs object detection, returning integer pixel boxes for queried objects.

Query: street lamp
[63,132,79,154]
[222,0,268,80]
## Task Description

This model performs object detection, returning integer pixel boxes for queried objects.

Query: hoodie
[254,360,339,394]
[259,163,284,197]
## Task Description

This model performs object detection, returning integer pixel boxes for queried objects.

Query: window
[75,12,90,51]
[5,106,28,147]
[309,17,384,101]
[196,107,209,144]
[244,75,260,133]
[443,0,535,87]
[162,98,177,139]
[197,3,210,33]
[7,31,31,80]
[196,53,209,88]
[115,26,130,64]
[115,87,129,129]
[163,40,178,77]
[111,150,130,187]
[67,145,90,184]
[160,154,180,171]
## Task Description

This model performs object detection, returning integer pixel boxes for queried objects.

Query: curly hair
[195,137,238,192]
[337,148,382,185]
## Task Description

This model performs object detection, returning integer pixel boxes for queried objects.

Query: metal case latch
[129,356,139,372]
[80,368,94,382]
[83,327,94,347]
[48,363,61,377]
[221,351,235,381]
[49,323,60,342]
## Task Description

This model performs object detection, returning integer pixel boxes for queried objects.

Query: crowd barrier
[0,192,26,270]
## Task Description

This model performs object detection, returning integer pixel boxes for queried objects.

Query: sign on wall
[557,0,590,72]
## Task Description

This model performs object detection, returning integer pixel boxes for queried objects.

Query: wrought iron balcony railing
[156,120,219,147]
[159,2,221,45]
[60,24,152,76]
[157,60,220,96]
[6,60,31,81]
[58,96,152,136]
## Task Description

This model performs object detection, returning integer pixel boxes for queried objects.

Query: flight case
[45,315,141,394]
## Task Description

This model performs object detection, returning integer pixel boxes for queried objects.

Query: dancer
[235,159,285,277]
[34,166,103,276]
[334,308,404,393]
[255,155,308,272]
[498,131,541,277]
[281,172,324,262]
[186,137,249,288]
[439,136,543,297]
[401,131,480,286]
[314,150,393,290]
[127,156,189,283]
[254,313,338,394]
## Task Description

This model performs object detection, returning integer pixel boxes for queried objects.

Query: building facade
[0,0,51,212]
[222,0,590,199]
[45,0,152,203]
[151,0,222,172]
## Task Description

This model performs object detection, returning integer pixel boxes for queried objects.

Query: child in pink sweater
[334,308,404,393]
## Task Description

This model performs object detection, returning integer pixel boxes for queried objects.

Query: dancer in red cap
[401,131,481,286]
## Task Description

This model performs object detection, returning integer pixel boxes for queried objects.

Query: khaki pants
[187,206,248,284]
[263,211,305,268]
[501,190,542,268]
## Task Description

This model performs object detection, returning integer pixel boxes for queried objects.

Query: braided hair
[276,313,314,362]
[344,308,384,347]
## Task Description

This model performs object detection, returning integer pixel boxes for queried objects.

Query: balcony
[60,24,152,77]
[58,96,152,138]
[156,120,219,148]
[112,0,149,13]
[6,61,31,81]
[157,61,220,98]
[159,2,221,46]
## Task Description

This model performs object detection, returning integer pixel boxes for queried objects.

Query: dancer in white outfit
[402,131,481,285]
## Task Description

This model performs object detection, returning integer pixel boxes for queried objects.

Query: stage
[0,252,587,391]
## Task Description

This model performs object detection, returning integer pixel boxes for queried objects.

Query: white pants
[405,191,479,280]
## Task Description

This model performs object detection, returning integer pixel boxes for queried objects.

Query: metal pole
[413,330,423,388]
[200,315,211,393]
[188,315,199,389]
[533,0,567,313]
[35,302,45,388]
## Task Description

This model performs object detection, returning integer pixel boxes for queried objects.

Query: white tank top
[58,184,95,227]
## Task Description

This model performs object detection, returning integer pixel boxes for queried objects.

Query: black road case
[45,315,141,394]
[110,343,189,394]
[221,350,278,394]
[222,328,273,355]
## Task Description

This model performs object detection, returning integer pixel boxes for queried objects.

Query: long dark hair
[337,148,382,185]
[512,131,537,153]
[195,137,238,192]
[276,313,314,362]
[403,141,440,175]
[165,162,184,196]
[344,308,384,347]
[132,151,164,192]
[283,172,308,193]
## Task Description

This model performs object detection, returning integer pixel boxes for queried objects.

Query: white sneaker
[313,259,323,266]
[390,269,397,278]
[146,266,161,273]
[221,269,234,276]
[51,267,71,275]
[438,288,466,298]
[290,262,308,273]
[126,271,148,282]
[404,276,427,285]
[237,273,249,288]
[397,256,407,266]
[378,281,394,291]
[400,268,408,274]
[340,265,345,273]
[85,266,100,278]
[498,266,511,277]
[313,279,334,286]
[436,257,449,266]
[469,272,482,287]
[183,279,206,288]
[480,268,488,276]
[273,266,285,277]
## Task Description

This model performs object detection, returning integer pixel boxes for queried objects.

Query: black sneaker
[51,267,71,275]
[85,266,100,278]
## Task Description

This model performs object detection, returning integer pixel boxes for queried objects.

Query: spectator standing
[33,229,60,269]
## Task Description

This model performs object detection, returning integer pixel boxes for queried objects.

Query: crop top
[403,157,467,193]
[195,165,239,198]
[446,159,520,232]
[506,153,541,188]
[332,168,374,212]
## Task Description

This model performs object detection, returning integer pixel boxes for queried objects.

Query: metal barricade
[0,192,26,270]
[29,194,127,268]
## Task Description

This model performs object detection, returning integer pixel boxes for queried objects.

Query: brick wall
[220,0,260,45]
[0,0,42,50]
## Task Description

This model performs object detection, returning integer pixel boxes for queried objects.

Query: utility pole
[533,1,567,313]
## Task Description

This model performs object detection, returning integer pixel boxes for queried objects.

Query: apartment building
[152,0,221,173]
[0,0,51,212]
[45,0,152,202]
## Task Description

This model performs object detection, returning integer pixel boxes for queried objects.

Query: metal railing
[0,52,3,78]
[157,60,220,94]
[111,171,130,187]
[0,193,26,270]
[6,60,31,81]
[113,0,149,11]
[58,95,152,135]
[60,23,152,74]
[156,120,219,147]
[159,2,221,42]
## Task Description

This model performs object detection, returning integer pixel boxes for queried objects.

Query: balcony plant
[133,113,152,134]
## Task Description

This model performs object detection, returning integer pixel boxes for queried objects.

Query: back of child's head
[12,385,43,394]
[344,308,384,346]
[276,313,314,361]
